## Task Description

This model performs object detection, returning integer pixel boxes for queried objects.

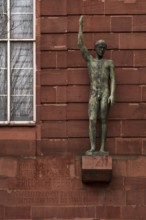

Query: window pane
[0,0,6,13]
[10,42,33,121]
[0,14,7,39]
[11,69,33,95]
[11,42,33,68]
[0,69,7,95]
[10,95,33,121]
[0,43,7,94]
[0,96,7,120]
[11,14,33,39]
[11,0,33,13]
[0,43,7,121]
[0,1,7,38]
[0,43,7,68]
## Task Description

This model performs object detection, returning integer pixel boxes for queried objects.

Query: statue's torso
[87,56,111,98]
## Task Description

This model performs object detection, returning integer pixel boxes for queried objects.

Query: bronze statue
[78,16,116,156]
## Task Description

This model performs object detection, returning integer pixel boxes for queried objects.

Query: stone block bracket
[81,155,112,182]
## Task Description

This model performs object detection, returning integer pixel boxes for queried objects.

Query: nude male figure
[78,16,115,155]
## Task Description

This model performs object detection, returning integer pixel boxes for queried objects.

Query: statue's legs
[99,119,107,152]
[88,96,99,152]
[99,96,109,152]
[89,119,97,151]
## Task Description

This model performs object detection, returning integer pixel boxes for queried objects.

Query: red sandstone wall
[0,0,146,219]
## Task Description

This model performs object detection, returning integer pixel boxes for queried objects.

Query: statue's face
[95,43,106,58]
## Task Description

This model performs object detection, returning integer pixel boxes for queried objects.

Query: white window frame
[0,0,36,125]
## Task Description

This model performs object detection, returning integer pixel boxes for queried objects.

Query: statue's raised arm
[78,16,90,62]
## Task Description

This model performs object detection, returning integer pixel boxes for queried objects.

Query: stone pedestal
[81,155,112,182]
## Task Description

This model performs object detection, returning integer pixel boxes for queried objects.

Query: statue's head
[94,39,107,58]
[94,39,107,49]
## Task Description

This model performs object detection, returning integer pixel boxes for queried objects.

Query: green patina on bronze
[78,16,116,156]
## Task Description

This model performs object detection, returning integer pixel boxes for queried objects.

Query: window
[0,0,35,125]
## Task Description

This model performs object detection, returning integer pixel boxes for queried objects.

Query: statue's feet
[98,149,109,156]
[85,148,97,156]
[85,148,98,156]
[85,148,109,156]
